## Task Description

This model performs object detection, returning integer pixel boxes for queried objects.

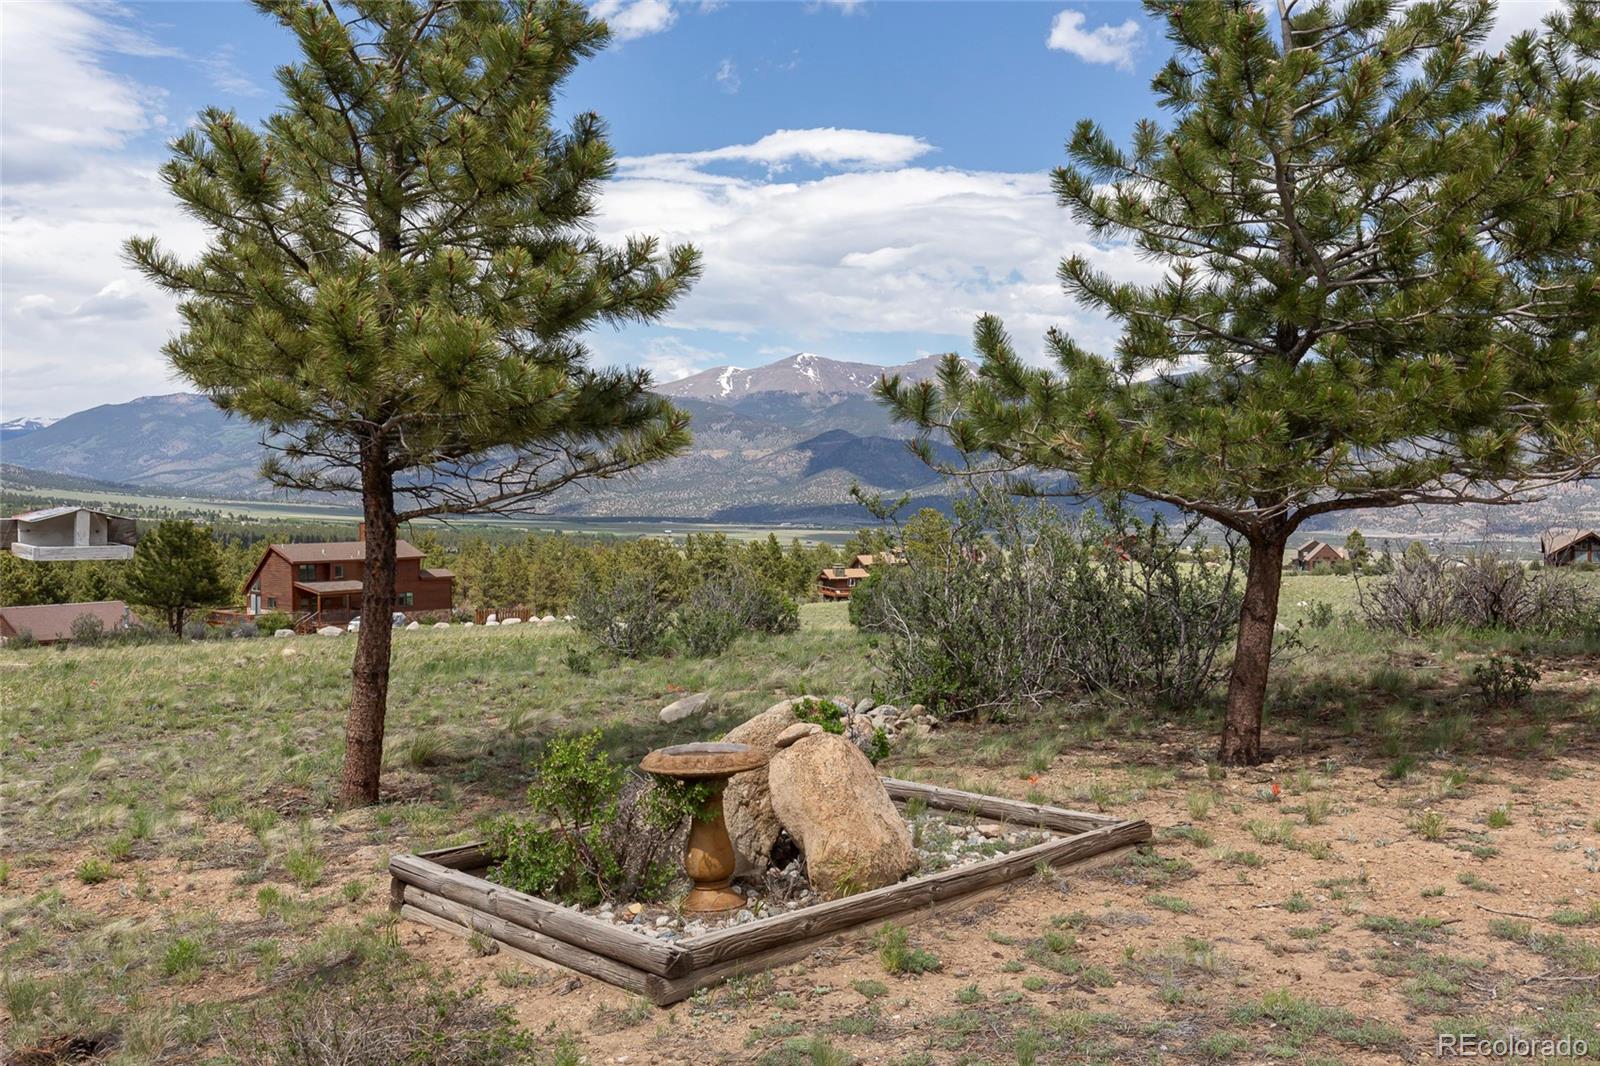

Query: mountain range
[4,350,1595,536]
[0,354,959,524]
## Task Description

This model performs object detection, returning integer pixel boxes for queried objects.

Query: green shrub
[1473,655,1540,708]
[793,696,848,734]
[255,610,293,633]
[665,567,801,657]
[486,731,706,905]
[852,493,1241,717]
[69,613,106,645]
[573,571,672,658]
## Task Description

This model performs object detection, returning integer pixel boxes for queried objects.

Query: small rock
[486,613,498,624]
[316,625,343,637]
[909,704,926,717]
[462,621,474,627]
[854,696,876,714]
[978,823,1003,838]
[775,722,824,749]
[405,620,421,630]
[280,645,297,658]
[874,704,899,721]
[627,902,645,916]
[659,692,711,724]
[502,617,522,626]
[543,614,557,623]
[273,628,295,638]
[655,915,671,928]
[434,621,450,629]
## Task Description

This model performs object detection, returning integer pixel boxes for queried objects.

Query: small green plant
[1302,796,1332,826]
[1412,811,1447,842]
[1186,791,1214,820]
[488,730,707,906]
[76,857,112,884]
[1472,655,1540,708]
[874,922,941,975]
[793,697,848,734]
[1386,754,1417,780]
[1282,891,1312,913]
[1485,805,1512,829]
[561,645,595,675]
[1147,894,1196,915]
[852,979,887,999]
[161,936,207,982]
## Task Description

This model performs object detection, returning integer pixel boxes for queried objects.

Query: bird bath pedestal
[640,742,768,914]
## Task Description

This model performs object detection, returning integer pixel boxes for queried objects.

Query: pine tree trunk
[1218,531,1287,766]
[339,447,397,808]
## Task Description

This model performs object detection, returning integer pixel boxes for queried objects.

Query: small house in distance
[0,600,130,644]
[1540,527,1600,566]
[817,566,870,601]
[1,506,138,561]
[1293,539,1348,570]
[852,551,905,569]
[242,529,453,626]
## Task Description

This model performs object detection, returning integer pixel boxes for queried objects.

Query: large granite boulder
[768,732,917,898]
[721,699,799,872]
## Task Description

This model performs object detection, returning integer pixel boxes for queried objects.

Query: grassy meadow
[3,585,1599,1063]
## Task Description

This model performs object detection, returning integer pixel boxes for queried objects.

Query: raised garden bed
[389,778,1152,1005]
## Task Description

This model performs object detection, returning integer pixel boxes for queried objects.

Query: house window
[399,592,414,607]
[333,565,344,579]
[267,597,277,609]
[297,564,315,581]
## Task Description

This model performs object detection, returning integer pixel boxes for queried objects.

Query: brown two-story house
[242,532,453,624]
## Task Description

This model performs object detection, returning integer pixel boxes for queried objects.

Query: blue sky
[0,0,1554,417]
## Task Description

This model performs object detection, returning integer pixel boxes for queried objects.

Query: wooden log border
[390,777,1152,1005]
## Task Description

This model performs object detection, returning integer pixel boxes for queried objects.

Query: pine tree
[1343,529,1370,570]
[127,0,699,805]
[880,0,1600,764]
[122,521,231,635]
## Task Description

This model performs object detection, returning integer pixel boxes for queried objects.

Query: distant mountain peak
[658,351,947,403]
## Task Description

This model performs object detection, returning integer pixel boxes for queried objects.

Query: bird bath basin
[640,742,768,914]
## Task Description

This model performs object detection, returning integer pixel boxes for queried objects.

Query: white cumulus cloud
[1046,8,1142,71]
[590,0,677,40]
[597,130,1153,361]
[624,127,935,175]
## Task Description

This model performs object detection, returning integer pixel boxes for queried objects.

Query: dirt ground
[4,626,1597,1064]
[388,724,1600,1063]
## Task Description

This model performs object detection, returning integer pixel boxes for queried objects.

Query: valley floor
[2,599,1597,1064]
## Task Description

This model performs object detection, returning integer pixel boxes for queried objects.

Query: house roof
[1542,527,1600,555]
[0,600,128,642]
[421,567,454,580]
[8,505,135,523]
[272,539,424,563]
[1296,540,1346,559]
[294,580,366,595]
[820,567,870,580]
